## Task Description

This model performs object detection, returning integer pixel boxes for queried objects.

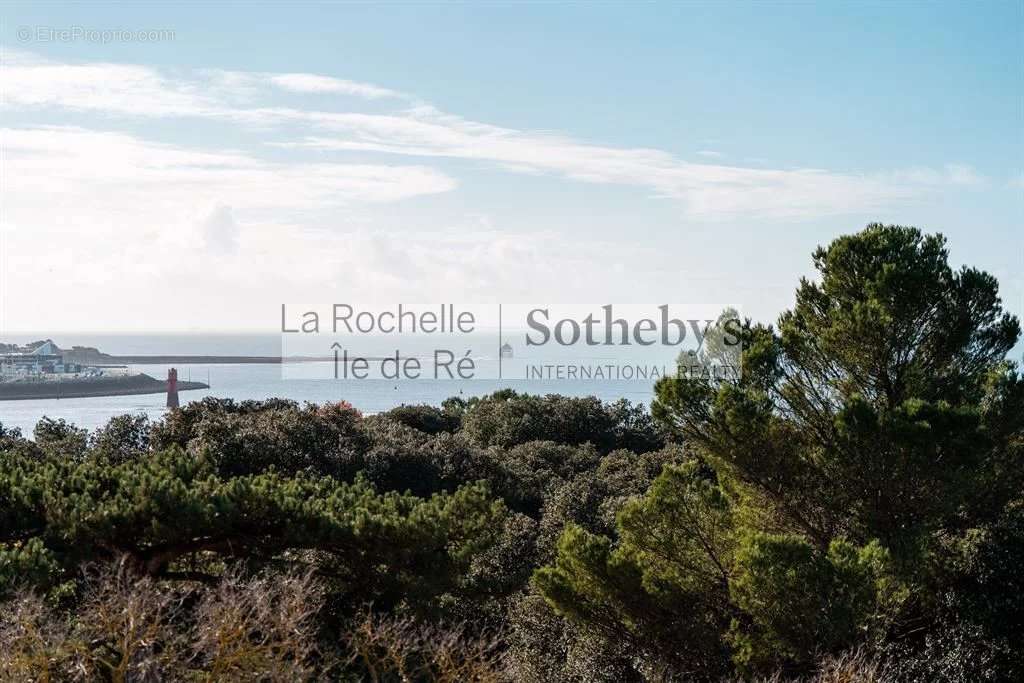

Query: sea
[0,333,661,436]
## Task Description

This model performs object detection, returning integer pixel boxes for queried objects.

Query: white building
[0,340,72,376]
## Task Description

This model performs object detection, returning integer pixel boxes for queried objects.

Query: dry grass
[3,558,892,683]
[811,648,892,683]
[736,647,893,683]
[191,568,324,681]
[345,611,509,682]
[0,590,78,683]
[0,559,326,682]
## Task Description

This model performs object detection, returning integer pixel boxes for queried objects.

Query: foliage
[150,397,369,478]
[461,392,664,453]
[1,224,1021,680]
[0,445,506,616]
[537,224,1023,679]
[87,414,151,464]
[33,417,88,460]
[382,403,461,434]
[534,463,735,678]
[727,535,895,671]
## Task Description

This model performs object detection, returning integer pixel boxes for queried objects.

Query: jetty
[0,373,208,401]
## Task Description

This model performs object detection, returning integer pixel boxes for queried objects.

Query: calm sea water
[0,334,657,436]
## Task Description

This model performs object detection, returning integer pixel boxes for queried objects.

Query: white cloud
[280,113,980,218]
[0,49,405,120]
[0,126,453,331]
[2,126,456,213]
[202,205,240,254]
[886,164,986,188]
[1,49,222,117]
[0,50,999,331]
[1,49,986,220]
[943,164,986,187]
[269,73,402,99]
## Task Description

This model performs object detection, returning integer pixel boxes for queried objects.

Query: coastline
[70,355,345,365]
[0,373,209,401]
[100,355,285,364]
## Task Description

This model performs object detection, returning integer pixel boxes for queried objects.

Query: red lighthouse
[166,368,180,408]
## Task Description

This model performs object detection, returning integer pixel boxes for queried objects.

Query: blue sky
[1,1,1021,332]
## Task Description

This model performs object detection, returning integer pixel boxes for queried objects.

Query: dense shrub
[537,225,1023,679]
[1,224,1021,681]
[382,403,462,434]
[461,392,663,453]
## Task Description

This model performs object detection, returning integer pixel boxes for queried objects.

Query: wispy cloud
[3,53,211,117]
[1,48,986,220]
[268,73,403,99]
[277,109,980,218]
[0,124,457,330]
[3,126,455,211]
[0,49,406,118]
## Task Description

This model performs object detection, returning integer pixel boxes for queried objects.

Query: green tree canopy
[538,224,1024,677]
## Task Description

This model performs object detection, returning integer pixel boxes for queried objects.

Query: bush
[382,403,461,434]
[462,392,661,453]
[2,224,1020,681]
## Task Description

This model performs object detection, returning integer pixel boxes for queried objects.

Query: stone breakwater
[0,374,208,401]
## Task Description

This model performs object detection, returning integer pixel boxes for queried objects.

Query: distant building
[30,340,60,356]
[0,340,70,376]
